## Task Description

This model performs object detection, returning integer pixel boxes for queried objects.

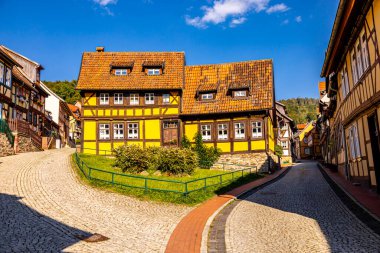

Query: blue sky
[0,0,338,100]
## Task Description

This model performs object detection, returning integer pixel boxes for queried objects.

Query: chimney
[96,46,105,52]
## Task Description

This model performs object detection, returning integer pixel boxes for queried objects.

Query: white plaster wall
[45,93,60,124]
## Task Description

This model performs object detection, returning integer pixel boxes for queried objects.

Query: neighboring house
[77,48,278,171]
[39,82,71,148]
[320,0,380,193]
[0,45,49,152]
[275,102,295,164]
[68,103,81,141]
[294,122,315,160]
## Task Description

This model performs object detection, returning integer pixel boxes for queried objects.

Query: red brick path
[165,168,289,253]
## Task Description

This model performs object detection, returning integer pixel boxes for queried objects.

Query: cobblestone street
[225,161,380,253]
[0,149,192,252]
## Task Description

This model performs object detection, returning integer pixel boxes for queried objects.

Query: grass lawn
[72,153,262,205]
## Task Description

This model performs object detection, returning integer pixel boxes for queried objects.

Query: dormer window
[147,69,160,76]
[234,90,247,97]
[201,93,214,100]
[115,69,128,76]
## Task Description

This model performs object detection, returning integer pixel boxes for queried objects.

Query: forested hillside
[278,98,319,125]
[43,80,80,105]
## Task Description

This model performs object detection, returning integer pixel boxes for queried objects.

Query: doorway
[163,121,179,146]
[368,113,380,194]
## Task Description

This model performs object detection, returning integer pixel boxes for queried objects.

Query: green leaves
[43,80,81,105]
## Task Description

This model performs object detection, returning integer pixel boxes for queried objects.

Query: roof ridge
[185,59,273,68]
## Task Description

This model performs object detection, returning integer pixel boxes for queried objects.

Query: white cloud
[266,3,289,14]
[186,0,290,29]
[230,17,247,27]
[295,16,302,23]
[281,19,289,25]
[93,0,118,6]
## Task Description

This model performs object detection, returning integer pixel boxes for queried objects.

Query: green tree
[43,80,81,105]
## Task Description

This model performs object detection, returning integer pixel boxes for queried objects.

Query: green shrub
[113,145,150,173]
[193,132,221,169]
[158,147,198,175]
[275,144,283,158]
[181,135,192,149]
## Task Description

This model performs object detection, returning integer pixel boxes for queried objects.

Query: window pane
[218,124,228,140]
[235,123,245,139]
[99,124,110,140]
[130,94,139,105]
[201,125,211,140]
[5,67,11,87]
[100,93,109,105]
[145,93,154,105]
[0,63,4,84]
[163,94,170,104]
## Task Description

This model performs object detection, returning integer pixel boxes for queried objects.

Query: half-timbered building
[320,0,380,193]
[77,48,278,170]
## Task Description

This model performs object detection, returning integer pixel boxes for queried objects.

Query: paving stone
[225,161,380,253]
[0,148,192,252]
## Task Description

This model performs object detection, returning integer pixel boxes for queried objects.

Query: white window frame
[115,69,127,76]
[201,93,213,100]
[360,29,370,71]
[341,65,350,99]
[5,67,11,88]
[0,62,4,84]
[201,125,212,141]
[128,123,139,139]
[114,93,123,105]
[113,123,124,139]
[99,93,109,105]
[351,50,358,84]
[218,124,228,140]
[281,141,288,149]
[162,94,170,104]
[234,90,247,97]
[99,124,110,140]
[251,121,263,138]
[234,123,245,139]
[130,94,139,105]
[147,69,160,75]
[355,39,364,78]
[145,93,155,105]
[349,124,361,159]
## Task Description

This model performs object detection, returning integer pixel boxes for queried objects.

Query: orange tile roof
[182,60,273,115]
[297,123,307,130]
[77,52,184,90]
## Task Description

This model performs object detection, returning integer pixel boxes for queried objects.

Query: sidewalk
[165,167,290,253]
[320,165,380,220]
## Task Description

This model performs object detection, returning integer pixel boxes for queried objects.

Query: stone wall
[17,135,42,153]
[213,152,278,173]
[0,133,15,157]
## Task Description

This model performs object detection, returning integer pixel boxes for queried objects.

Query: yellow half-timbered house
[320,0,380,193]
[77,48,277,170]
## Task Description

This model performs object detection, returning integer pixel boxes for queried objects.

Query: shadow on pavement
[0,193,93,252]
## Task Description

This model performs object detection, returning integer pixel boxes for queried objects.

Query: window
[145,93,155,105]
[114,93,123,105]
[201,125,212,141]
[0,63,4,84]
[234,123,245,139]
[360,29,370,71]
[130,94,139,105]
[163,94,170,104]
[304,148,310,155]
[355,40,364,78]
[234,90,247,97]
[341,65,349,99]
[218,124,228,140]
[128,123,139,139]
[147,69,160,75]
[113,123,124,139]
[349,124,361,159]
[252,121,263,138]
[115,69,127,76]
[281,141,288,149]
[351,50,358,84]
[5,67,11,88]
[99,124,110,140]
[201,93,213,100]
[100,93,109,105]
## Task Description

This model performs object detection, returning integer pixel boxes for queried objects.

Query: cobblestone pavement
[225,161,380,253]
[0,149,192,252]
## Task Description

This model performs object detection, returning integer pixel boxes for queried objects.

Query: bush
[158,148,198,175]
[275,144,283,158]
[181,135,192,149]
[193,132,221,169]
[113,145,150,173]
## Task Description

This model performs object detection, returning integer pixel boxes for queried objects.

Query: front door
[163,121,179,146]
[368,113,380,194]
